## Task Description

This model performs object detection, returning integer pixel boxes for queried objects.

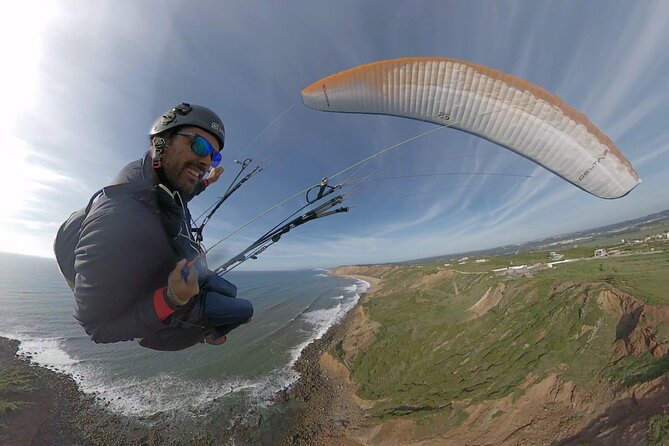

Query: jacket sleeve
[73,198,172,343]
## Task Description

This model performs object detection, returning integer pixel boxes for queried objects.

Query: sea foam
[0,271,369,421]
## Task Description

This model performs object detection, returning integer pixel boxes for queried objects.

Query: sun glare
[0,2,60,257]
[1,2,57,109]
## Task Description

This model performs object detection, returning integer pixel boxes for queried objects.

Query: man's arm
[73,200,175,343]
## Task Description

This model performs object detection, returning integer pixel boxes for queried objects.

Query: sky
[1,0,668,270]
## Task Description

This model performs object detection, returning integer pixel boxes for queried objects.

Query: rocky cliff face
[598,289,669,360]
[289,264,669,446]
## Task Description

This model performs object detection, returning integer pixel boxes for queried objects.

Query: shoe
[204,335,227,345]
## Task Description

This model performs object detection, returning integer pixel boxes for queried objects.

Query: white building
[549,251,564,261]
[594,248,607,257]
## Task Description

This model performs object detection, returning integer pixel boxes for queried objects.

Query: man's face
[161,126,221,194]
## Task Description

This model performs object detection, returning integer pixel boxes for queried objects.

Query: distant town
[443,229,669,278]
[405,208,669,267]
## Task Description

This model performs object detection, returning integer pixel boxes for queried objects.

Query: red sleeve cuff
[153,287,175,321]
[202,179,210,187]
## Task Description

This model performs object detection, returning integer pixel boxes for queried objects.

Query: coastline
[0,271,377,446]
[5,263,669,445]
[279,265,669,446]
[279,269,381,445]
[0,337,165,446]
[335,274,382,288]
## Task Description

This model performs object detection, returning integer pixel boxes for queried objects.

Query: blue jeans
[203,274,254,340]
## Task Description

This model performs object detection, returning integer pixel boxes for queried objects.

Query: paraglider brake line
[213,194,348,275]
[194,158,258,224]
[306,177,342,204]
[194,160,263,242]
[235,102,297,160]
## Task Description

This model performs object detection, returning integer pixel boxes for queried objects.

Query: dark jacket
[56,154,218,351]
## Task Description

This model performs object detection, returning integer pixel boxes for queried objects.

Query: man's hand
[167,259,199,305]
[207,167,224,184]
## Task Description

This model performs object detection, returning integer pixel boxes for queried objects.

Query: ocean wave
[88,373,274,417]
[302,304,343,334]
[0,333,83,375]
[0,332,290,418]
[16,337,81,371]
[287,293,361,368]
[342,284,358,292]
[0,270,366,421]
[355,279,371,294]
[0,333,95,395]
[341,279,370,295]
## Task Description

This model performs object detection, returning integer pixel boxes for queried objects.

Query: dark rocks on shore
[273,387,290,404]
[0,286,369,446]
[278,293,367,446]
[1,327,350,446]
[0,336,175,446]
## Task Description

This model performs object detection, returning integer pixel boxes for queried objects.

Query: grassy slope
[344,240,669,437]
[0,368,38,426]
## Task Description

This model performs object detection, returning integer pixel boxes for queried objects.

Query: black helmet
[149,102,225,149]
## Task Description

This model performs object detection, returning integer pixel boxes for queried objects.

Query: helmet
[149,102,225,149]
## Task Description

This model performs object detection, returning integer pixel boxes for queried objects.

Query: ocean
[0,252,367,443]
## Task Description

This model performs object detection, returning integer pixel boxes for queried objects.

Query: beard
[163,160,200,195]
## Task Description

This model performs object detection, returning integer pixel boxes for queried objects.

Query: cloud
[4,1,668,270]
[631,134,669,168]
[584,3,669,125]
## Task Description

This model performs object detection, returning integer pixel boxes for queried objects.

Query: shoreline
[5,264,669,445]
[278,270,380,445]
[0,337,162,446]
[334,274,381,288]
[0,272,376,445]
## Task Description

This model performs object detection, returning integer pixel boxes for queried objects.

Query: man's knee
[240,298,254,321]
[206,275,237,298]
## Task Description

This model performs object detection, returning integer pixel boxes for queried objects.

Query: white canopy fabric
[302,57,640,199]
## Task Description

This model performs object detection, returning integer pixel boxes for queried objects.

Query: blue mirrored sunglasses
[176,132,222,167]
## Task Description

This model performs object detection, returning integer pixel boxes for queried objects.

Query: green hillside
[336,243,669,441]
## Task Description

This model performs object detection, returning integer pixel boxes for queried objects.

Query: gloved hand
[167,259,199,306]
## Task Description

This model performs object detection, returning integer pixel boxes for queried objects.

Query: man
[54,103,253,351]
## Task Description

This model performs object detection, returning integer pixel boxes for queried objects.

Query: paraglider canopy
[301,57,640,199]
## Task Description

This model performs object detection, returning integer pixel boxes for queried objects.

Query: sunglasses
[176,131,222,167]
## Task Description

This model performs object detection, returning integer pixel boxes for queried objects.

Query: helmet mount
[151,137,167,169]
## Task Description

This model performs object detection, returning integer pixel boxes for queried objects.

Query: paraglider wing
[301,57,640,199]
